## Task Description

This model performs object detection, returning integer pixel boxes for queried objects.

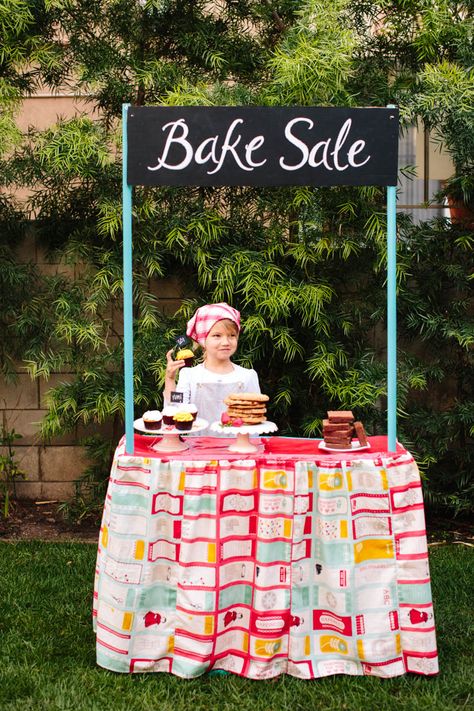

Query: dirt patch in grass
[0,500,99,543]
[426,513,474,546]
[0,499,473,546]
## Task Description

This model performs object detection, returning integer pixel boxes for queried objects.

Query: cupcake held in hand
[175,348,195,368]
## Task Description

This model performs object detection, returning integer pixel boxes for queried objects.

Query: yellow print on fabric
[134,540,145,559]
[318,471,344,491]
[354,539,394,564]
[101,524,108,548]
[262,470,288,489]
[320,635,349,654]
[255,638,282,656]
[122,612,134,631]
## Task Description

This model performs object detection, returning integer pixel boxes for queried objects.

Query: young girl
[164,302,260,426]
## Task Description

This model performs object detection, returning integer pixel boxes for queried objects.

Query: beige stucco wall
[1,229,183,501]
[16,92,96,132]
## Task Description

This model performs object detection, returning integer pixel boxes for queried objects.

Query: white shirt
[173,362,260,431]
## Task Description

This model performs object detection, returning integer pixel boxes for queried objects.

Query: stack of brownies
[322,410,368,449]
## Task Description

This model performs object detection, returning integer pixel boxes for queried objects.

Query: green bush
[0,0,472,518]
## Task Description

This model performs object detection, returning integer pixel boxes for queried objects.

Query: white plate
[134,417,208,435]
[318,440,370,453]
[209,421,278,436]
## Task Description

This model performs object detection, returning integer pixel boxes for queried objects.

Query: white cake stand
[134,417,209,452]
[209,421,278,453]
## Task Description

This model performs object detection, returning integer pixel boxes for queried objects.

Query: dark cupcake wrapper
[174,421,193,431]
[144,420,161,430]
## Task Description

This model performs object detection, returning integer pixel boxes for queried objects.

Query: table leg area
[93,446,439,678]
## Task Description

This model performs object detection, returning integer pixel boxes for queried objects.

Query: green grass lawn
[0,542,472,711]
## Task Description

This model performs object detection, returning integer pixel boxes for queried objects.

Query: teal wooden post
[387,183,397,452]
[122,104,134,454]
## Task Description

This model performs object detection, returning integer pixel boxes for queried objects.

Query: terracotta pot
[447,196,474,228]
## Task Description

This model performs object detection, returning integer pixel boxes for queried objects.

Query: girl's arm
[163,348,184,403]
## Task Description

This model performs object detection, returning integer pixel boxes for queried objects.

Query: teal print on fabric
[257,540,291,563]
[139,585,177,609]
[184,494,216,515]
[398,581,434,605]
[219,584,253,607]
[291,586,310,609]
[172,658,208,678]
[112,490,149,509]
[97,649,129,673]
[313,539,352,565]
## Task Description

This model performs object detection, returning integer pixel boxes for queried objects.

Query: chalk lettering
[148,119,193,171]
[280,117,370,172]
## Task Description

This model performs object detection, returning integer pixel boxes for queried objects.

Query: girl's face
[204,320,238,361]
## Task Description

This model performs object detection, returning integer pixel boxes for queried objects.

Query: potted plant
[409,61,474,227]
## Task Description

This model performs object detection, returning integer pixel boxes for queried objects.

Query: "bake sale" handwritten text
[147,117,371,175]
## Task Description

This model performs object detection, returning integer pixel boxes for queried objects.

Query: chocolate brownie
[327,410,354,423]
[323,419,353,433]
[354,421,368,446]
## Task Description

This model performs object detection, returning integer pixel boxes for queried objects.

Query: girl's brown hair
[211,318,239,336]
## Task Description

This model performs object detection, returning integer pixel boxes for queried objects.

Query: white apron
[188,379,246,436]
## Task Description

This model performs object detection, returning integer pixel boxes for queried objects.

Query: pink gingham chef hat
[186,302,241,346]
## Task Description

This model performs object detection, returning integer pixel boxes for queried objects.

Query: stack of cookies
[322,410,368,448]
[222,392,269,425]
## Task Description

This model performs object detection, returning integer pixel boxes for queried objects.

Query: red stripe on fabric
[392,503,424,514]
[96,622,131,639]
[401,626,436,633]
[172,646,211,663]
[184,487,217,495]
[97,638,128,655]
[385,456,415,469]
[395,530,427,541]
[116,466,151,474]
[363,656,403,667]
[111,479,150,490]
[390,481,422,495]
[403,649,438,658]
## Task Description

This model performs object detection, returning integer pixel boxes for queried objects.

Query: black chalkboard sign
[127,106,398,187]
[170,391,184,404]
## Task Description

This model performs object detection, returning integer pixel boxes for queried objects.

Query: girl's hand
[165,348,184,381]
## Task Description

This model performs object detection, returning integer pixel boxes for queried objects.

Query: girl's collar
[202,362,236,375]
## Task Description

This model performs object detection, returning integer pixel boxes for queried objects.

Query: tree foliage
[0,0,473,517]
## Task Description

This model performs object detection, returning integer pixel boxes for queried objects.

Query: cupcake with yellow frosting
[175,348,195,368]
[173,411,194,431]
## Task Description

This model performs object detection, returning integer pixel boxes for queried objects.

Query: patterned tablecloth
[93,436,439,679]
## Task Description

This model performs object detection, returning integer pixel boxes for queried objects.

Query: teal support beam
[122,104,134,454]
[387,184,397,452]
